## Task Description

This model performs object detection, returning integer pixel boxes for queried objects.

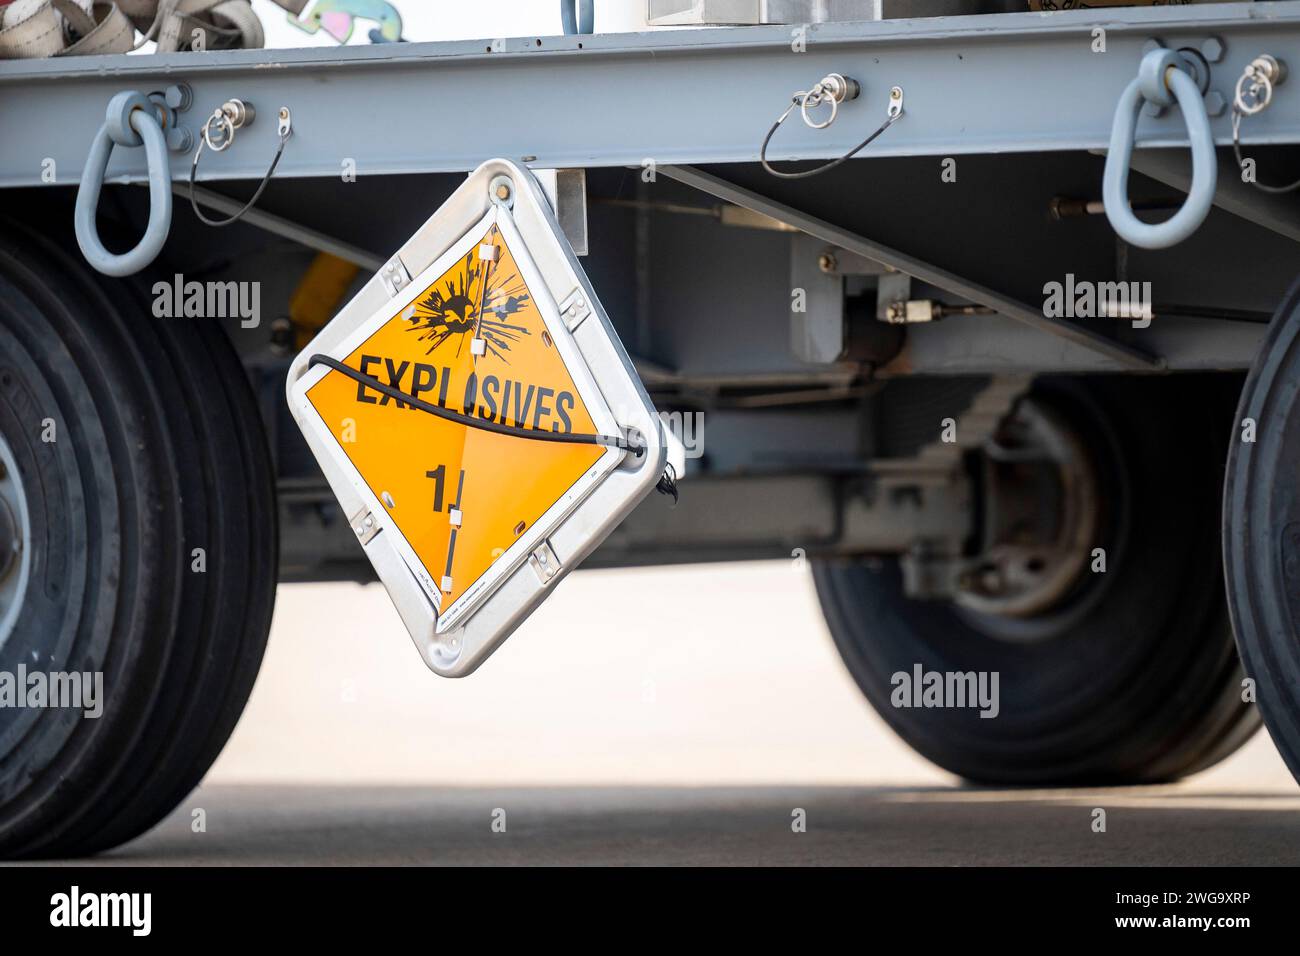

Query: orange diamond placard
[305,220,605,616]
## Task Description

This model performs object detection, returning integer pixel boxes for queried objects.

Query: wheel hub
[0,498,17,580]
[952,398,1101,623]
[0,434,30,651]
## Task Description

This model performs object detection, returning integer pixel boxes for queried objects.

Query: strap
[115,0,162,32]
[0,0,68,58]
[205,0,262,48]
[1,0,265,58]
[52,0,97,37]
[0,0,133,58]
[110,0,264,40]
[59,0,134,56]
[156,0,261,51]
[157,0,219,50]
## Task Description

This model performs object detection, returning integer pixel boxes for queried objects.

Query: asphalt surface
[40,782,1292,865]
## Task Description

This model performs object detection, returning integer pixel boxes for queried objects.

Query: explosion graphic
[405,232,531,362]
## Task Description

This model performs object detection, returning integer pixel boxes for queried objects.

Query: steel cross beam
[180,182,386,270]
[2,4,1300,187]
[657,164,1160,370]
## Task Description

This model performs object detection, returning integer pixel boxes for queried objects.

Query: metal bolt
[1204,90,1227,117]
[1200,36,1225,64]
[818,252,837,274]
[488,174,517,208]
[164,83,193,112]
[166,126,194,152]
[888,85,904,117]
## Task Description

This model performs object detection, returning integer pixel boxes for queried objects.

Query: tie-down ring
[1103,48,1218,250]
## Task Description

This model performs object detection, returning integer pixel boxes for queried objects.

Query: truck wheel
[0,225,276,858]
[1224,280,1300,786]
[813,376,1258,785]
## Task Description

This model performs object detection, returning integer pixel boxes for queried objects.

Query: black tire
[1224,280,1300,786]
[0,223,277,858]
[813,375,1259,786]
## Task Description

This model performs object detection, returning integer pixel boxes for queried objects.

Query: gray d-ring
[1103,48,1217,250]
[75,91,174,277]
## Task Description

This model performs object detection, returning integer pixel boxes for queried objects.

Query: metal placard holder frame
[287,158,667,676]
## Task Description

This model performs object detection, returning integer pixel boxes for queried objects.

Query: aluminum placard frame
[286,158,667,676]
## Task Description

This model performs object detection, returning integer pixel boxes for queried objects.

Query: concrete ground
[95,781,1300,866]
[75,563,1300,864]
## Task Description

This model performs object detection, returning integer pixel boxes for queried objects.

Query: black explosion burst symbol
[405,241,531,362]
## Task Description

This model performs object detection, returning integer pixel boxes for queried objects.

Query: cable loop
[189,106,293,228]
[760,79,903,181]
[1230,55,1300,194]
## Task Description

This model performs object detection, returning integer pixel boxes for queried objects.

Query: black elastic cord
[1232,139,1300,194]
[761,109,901,180]
[656,463,679,504]
[1230,106,1300,195]
[309,354,642,454]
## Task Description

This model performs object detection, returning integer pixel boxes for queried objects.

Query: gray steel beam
[886,312,1264,373]
[3,4,1300,187]
[280,470,973,577]
[656,163,1160,369]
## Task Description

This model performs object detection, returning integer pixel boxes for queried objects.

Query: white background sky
[253,0,641,48]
